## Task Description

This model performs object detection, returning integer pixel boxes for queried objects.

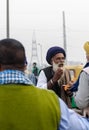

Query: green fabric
[32,67,39,76]
[71,97,77,108]
[0,84,61,130]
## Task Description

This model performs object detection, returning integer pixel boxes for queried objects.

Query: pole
[40,44,43,66]
[38,43,43,66]
[63,11,67,64]
[6,0,10,38]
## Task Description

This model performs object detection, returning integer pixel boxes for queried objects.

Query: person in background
[28,72,37,85]
[37,46,72,108]
[25,68,37,85]
[32,62,39,84]
[32,62,39,76]
[0,38,89,130]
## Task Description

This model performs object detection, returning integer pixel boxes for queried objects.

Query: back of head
[83,41,89,54]
[0,38,26,68]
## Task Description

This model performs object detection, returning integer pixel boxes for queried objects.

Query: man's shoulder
[36,86,59,101]
[42,66,52,71]
[64,68,71,76]
[83,66,89,75]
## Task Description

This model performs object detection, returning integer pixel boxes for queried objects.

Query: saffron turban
[46,46,66,64]
[83,41,89,54]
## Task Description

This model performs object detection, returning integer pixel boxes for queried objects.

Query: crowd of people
[0,38,89,130]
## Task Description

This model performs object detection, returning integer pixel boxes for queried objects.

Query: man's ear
[23,64,27,71]
[50,58,53,65]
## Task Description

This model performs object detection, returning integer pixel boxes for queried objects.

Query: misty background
[0,0,89,67]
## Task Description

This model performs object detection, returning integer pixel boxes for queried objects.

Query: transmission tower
[30,31,39,67]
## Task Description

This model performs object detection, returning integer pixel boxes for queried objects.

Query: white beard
[52,61,65,83]
[52,61,64,72]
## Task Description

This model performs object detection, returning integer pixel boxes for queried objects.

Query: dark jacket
[42,66,72,108]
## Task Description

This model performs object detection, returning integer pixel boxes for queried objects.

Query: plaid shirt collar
[0,70,33,85]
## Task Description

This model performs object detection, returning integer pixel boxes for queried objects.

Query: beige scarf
[58,69,72,108]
